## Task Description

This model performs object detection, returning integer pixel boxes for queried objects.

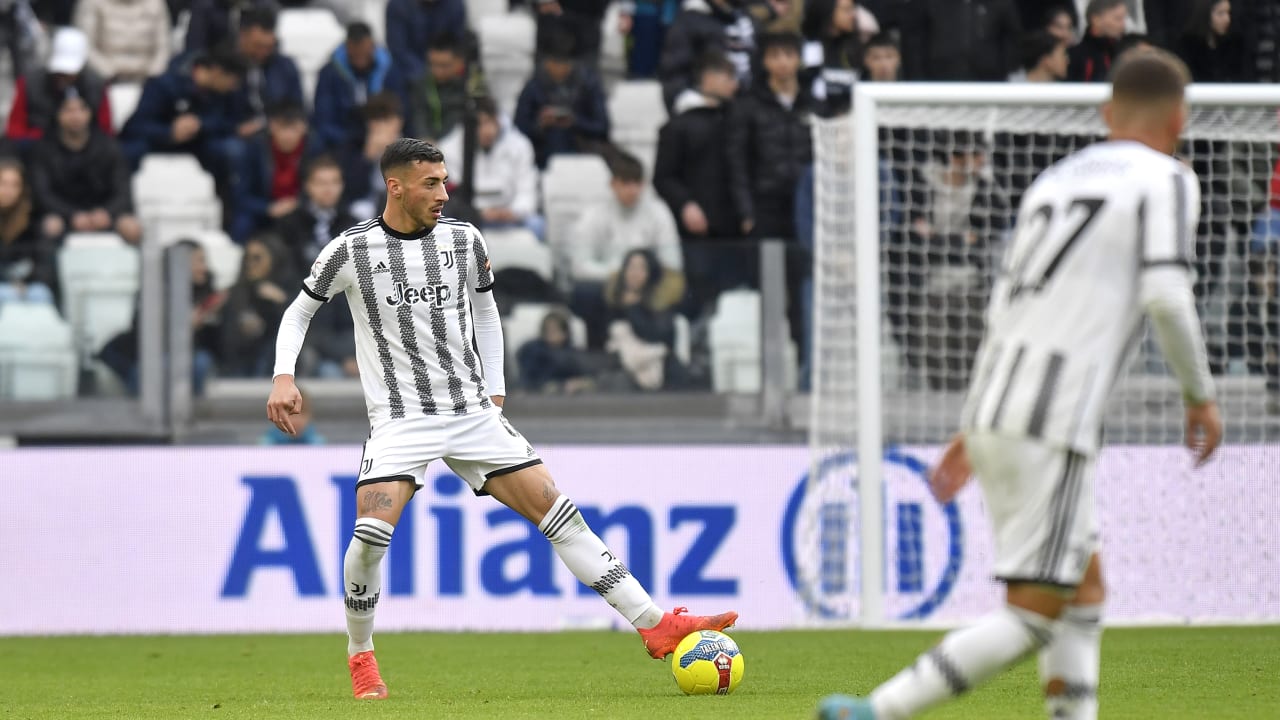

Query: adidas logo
[372,261,390,274]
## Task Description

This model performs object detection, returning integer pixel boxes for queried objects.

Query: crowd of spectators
[0,0,1277,399]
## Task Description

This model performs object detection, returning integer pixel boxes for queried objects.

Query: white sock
[539,495,664,629]
[1039,603,1102,720]
[344,517,393,656]
[870,606,1056,720]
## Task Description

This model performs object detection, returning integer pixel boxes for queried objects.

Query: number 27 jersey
[961,140,1201,455]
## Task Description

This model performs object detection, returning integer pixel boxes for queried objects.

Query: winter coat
[653,89,738,240]
[725,83,815,237]
[658,0,756,109]
[437,118,540,218]
[408,71,476,142]
[274,202,358,277]
[121,59,246,151]
[74,0,171,82]
[5,68,112,141]
[182,0,276,55]
[1067,32,1116,83]
[513,65,609,169]
[899,0,1020,81]
[0,206,55,288]
[232,130,324,241]
[312,44,405,150]
[29,129,135,220]
[1177,33,1254,83]
[385,0,468,82]
[569,195,683,284]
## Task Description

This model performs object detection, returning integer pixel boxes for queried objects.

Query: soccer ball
[670,630,745,695]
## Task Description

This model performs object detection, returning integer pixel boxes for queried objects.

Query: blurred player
[818,49,1222,720]
[266,138,737,700]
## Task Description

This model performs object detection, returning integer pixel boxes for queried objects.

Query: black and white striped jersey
[302,216,497,423]
[961,140,1205,455]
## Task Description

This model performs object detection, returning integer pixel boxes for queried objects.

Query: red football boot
[637,607,739,659]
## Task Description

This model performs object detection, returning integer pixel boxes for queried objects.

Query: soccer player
[817,49,1223,720]
[266,138,738,700]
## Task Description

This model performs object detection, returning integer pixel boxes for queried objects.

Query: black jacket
[725,83,815,236]
[29,130,134,220]
[0,215,55,288]
[658,0,756,109]
[274,203,358,278]
[1178,33,1254,83]
[653,91,739,240]
[1067,33,1116,83]
[899,0,1020,81]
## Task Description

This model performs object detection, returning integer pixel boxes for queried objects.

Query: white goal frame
[826,82,1280,627]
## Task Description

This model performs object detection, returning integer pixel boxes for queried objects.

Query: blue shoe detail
[816,694,875,720]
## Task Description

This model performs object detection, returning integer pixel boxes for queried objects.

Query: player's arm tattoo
[360,490,395,514]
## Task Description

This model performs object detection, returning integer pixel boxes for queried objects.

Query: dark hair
[1020,31,1062,71]
[1110,48,1190,103]
[380,137,444,178]
[1115,33,1152,59]
[608,248,663,306]
[1184,0,1229,40]
[694,51,737,82]
[194,47,249,77]
[363,91,403,121]
[266,100,306,123]
[238,7,278,33]
[758,31,804,56]
[1085,0,1125,23]
[346,21,373,43]
[1043,3,1076,29]
[607,150,644,183]
[427,31,465,57]
[473,95,499,119]
[540,310,571,338]
[542,28,577,61]
[863,31,898,53]
[801,0,853,40]
[303,153,341,181]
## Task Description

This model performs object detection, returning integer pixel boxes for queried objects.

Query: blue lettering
[896,502,924,593]
[668,507,737,595]
[333,475,415,596]
[221,476,325,597]
[480,508,559,596]
[429,473,467,595]
[577,506,653,596]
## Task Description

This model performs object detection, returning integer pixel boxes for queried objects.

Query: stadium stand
[0,299,78,400]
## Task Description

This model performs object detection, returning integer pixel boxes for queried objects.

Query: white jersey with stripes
[961,140,1202,455]
[302,216,497,425]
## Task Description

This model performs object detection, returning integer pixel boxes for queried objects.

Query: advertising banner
[0,444,1276,635]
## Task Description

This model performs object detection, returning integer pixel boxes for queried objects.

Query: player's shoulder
[339,217,381,239]
[437,216,483,242]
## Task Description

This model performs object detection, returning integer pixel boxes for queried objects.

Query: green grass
[2,627,1277,719]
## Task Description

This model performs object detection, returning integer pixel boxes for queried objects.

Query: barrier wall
[1,444,1276,635]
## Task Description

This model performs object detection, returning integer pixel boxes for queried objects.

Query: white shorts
[965,432,1098,589]
[357,409,542,494]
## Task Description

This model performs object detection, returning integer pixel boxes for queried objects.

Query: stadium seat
[0,302,78,400]
[467,0,509,22]
[278,8,346,107]
[708,289,797,393]
[478,13,536,116]
[485,226,552,281]
[107,82,143,133]
[132,154,222,242]
[541,153,612,285]
[607,80,666,175]
[58,234,139,393]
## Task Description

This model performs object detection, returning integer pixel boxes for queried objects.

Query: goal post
[807,83,1280,627]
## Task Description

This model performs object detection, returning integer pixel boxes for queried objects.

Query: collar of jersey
[378,216,433,241]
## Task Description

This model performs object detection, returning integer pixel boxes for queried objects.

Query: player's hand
[1184,400,1222,467]
[267,375,304,435]
[929,434,972,504]
[490,395,504,408]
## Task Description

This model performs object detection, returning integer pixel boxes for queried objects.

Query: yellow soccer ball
[670,630,745,695]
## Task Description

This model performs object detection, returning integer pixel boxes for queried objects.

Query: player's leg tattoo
[360,490,395,515]
[344,517,394,656]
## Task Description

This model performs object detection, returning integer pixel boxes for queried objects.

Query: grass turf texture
[3,627,1276,719]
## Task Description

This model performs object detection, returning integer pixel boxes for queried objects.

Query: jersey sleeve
[301,236,354,302]
[469,225,495,292]
[1140,164,1201,270]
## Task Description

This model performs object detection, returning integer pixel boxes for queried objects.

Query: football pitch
[4,626,1277,719]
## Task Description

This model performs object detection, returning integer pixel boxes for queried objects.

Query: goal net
[804,84,1280,626]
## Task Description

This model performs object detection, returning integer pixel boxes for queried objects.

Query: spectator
[1224,256,1279,405]
[513,32,610,169]
[620,0,682,78]
[861,31,900,81]
[569,151,683,347]
[604,248,688,391]
[1010,30,1069,82]
[726,31,813,242]
[182,0,276,55]
[338,91,403,219]
[219,231,294,376]
[800,0,861,118]
[1068,0,1127,82]
[233,101,321,242]
[408,32,484,143]
[517,309,595,393]
[6,27,114,143]
[533,0,609,68]
[1177,0,1251,82]
[0,157,56,305]
[437,96,543,241]
[99,239,225,395]
[230,7,304,134]
[384,0,467,82]
[75,0,172,83]
[273,154,355,276]
[300,292,359,379]
[0,0,41,79]
[899,0,1021,81]
[659,0,757,110]
[653,52,741,310]
[312,21,405,152]
[31,91,143,245]
[1041,3,1077,45]
[120,48,248,203]
[1143,0,1196,48]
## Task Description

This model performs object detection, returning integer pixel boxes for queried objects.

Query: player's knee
[1006,583,1071,620]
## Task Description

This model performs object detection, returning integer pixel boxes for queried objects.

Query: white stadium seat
[278,8,346,107]
[708,289,797,393]
[132,154,222,243]
[541,153,612,284]
[502,302,587,382]
[467,0,509,23]
[478,13,536,116]
[484,226,553,281]
[108,82,143,133]
[607,80,666,176]
[58,234,139,361]
[0,302,78,400]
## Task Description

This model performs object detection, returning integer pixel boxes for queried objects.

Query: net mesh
[805,98,1280,623]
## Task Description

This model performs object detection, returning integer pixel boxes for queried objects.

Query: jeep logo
[386,280,451,307]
